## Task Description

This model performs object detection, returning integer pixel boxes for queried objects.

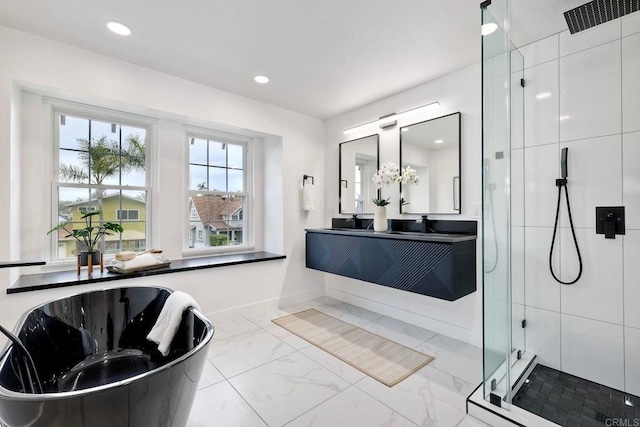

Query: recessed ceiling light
[254,75,270,84]
[481,23,498,36]
[401,128,410,132]
[435,139,444,144]
[536,92,552,99]
[107,21,132,36]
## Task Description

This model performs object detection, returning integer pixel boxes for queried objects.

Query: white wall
[0,25,327,333]
[516,15,640,394]
[324,64,483,346]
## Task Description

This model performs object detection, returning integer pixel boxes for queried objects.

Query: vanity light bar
[342,101,440,135]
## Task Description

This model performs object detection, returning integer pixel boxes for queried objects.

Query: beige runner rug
[272,308,434,387]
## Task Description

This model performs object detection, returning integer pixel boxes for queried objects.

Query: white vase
[373,205,388,232]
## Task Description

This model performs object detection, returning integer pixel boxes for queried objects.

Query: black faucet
[351,214,362,229]
[420,215,436,233]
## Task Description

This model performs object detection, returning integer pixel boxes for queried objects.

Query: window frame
[184,126,253,256]
[48,99,154,262]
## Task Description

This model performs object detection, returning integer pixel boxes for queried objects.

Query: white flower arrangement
[371,162,420,188]
[400,165,420,185]
[371,162,420,206]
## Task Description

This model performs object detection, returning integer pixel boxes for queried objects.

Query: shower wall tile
[559,40,622,142]
[623,231,640,329]
[524,144,559,227]
[559,19,621,57]
[520,34,558,69]
[622,10,640,37]
[560,228,623,325]
[559,135,622,229]
[524,226,560,312]
[511,149,524,227]
[524,60,559,147]
[625,326,640,396]
[622,33,640,133]
[561,313,625,391]
[623,132,640,230]
[524,306,561,370]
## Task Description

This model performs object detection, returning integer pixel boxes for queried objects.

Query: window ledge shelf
[7,251,285,294]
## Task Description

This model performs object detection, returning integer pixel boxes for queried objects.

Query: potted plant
[47,211,124,265]
[371,163,419,231]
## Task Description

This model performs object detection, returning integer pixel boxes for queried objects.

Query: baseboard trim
[205,287,324,321]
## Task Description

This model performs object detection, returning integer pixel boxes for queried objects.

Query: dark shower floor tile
[513,365,640,426]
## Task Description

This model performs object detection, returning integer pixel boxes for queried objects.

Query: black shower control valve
[556,178,567,187]
[596,206,625,239]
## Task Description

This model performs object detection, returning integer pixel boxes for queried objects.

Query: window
[53,110,149,259]
[187,134,248,251]
[354,163,363,213]
[116,209,140,220]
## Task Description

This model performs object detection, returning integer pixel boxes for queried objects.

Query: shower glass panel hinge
[517,350,522,360]
[491,378,497,391]
[520,78,525,87]
[522,319,526,328]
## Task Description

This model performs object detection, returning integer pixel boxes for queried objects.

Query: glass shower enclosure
[480,1,638,425]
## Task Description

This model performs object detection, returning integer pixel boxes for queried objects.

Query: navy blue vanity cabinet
[305,229,476,301]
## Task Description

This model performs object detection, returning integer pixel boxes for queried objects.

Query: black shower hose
[549,179,583,285]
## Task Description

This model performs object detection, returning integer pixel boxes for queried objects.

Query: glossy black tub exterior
[0,287,214,427]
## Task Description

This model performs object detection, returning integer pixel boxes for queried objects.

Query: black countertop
[7,251,285,294]
[306,228,477,243]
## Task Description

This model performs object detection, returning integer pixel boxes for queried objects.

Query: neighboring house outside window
[53,109,149,259]
[187,134,248,251]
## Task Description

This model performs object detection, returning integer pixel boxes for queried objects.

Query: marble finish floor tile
[355,365,475,427]
[211,316,260,341]
[456,415,492,427]
[299,345,367,384]
[187,381,266,427]
[314,302,383,326]
[245,307,303,328]
[292,296,344,311]
[229,352,350,426]
[208,329,297,378]
[360,315,438,349]
[286,386,417,427]
[197,359,225,390]
[263,323,312,350]
[416,334,483,385]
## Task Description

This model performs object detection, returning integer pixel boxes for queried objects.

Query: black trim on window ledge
[7,252,285,294]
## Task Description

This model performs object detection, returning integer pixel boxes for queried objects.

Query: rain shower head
[564,0,640,34]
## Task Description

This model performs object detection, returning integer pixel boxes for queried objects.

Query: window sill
[7,251,286,294]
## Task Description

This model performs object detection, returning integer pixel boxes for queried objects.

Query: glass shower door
[481,0,523,407]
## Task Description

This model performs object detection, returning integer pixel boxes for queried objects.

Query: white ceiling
[0,0,585,119]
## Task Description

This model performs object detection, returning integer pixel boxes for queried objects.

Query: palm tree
[59,134,145,251]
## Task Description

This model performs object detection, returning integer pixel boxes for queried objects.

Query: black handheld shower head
[561,147,568,179]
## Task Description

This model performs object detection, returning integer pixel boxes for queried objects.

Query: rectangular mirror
[400,112,461,214]
[339,134,379,214]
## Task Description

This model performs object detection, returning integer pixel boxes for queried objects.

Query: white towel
[146,291,201,356]
[303,183,315,211]
[110,253,158,272]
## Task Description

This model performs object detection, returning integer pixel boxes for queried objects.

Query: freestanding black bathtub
[0,287,214,427]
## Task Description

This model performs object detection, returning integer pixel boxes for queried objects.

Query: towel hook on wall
[303,175,314,185]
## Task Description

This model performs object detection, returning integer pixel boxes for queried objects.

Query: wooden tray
[107,261,171,275]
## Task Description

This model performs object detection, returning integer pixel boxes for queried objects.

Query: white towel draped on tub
[147,291,201,356]
[303,183,315,211]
